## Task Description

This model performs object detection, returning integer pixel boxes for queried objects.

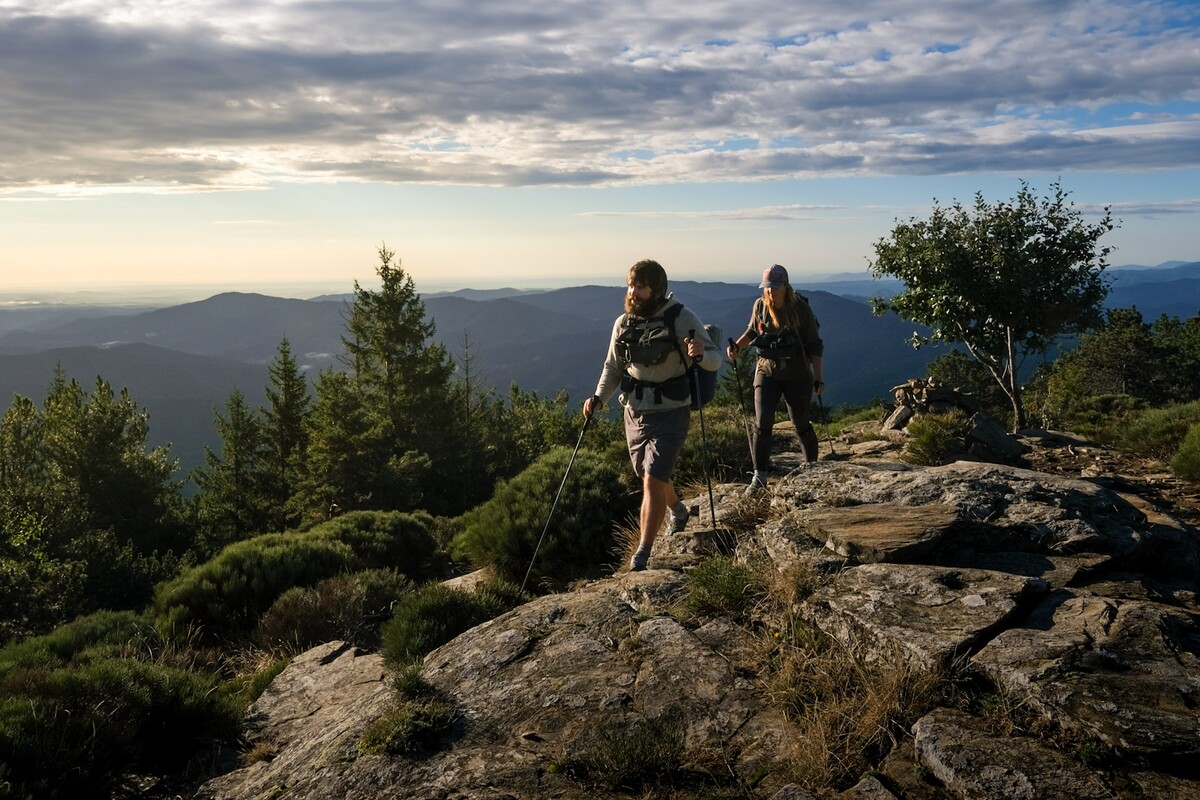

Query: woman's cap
[759,264,789,289]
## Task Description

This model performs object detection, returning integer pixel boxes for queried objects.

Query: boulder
[972,594,1200,764]
[913,707,1113,799]
[801,563,1048,670]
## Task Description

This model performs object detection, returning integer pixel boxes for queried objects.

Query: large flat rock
[801,563,1048,669]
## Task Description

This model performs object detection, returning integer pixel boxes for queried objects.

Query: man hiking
[583,259,721,571]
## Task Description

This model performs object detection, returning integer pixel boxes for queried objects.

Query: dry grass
[765,627,944,790]
[727,557,948,793]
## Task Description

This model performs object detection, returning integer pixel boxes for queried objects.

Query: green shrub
[685,556,764,623]
[0,658,240,800]
[1055,393,1145,437]
[223,655,291,708]
[0,546,86,647]
[568,719,686,791]
[153,510,441,645]
[0,610,142,683]
[1113,400,1200,459]
[1170,423,1200,483]
[675,405,755,486]
[258,569,411,653]
[450,447,631,587]
[358,695,458,755]
[309,511,438,578]
[903,410,970,466]
[151,533,356,644]
[379,580,526,666]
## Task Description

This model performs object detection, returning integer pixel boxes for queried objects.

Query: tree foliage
[1027,308,1200,430]
[869,180,1117,430]
[1,372,184,641]
[296,245,457,519]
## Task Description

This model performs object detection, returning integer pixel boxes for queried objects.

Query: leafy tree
[1025,308,1200,430]
[1149,313,1200,404]
[926,349,1009,420]
[1034,308,1162,424]
[869,180,1117,430]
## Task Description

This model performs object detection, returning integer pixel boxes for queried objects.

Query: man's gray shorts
[624,405,690,482]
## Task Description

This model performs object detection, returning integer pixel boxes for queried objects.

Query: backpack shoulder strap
[662,302,690,364]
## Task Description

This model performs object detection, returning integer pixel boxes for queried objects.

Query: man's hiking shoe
[744,472,767,496]
[666,504,689,535]
[629,546,651,571]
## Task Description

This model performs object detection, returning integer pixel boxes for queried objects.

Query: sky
[2,0,1199,300]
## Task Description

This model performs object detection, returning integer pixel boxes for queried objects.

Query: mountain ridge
[1,263,1195,480]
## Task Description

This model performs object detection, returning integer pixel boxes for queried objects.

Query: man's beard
[625,293,663,317]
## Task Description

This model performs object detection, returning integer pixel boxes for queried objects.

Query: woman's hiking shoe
[666,504,690,535]
[744,472,767,495]
[629,545,651,571]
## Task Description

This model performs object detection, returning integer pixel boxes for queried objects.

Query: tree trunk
[1005,327,1025,432]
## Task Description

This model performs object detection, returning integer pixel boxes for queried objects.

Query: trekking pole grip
[688,328,701,364]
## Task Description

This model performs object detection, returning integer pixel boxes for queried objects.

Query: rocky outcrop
[200,439,1200,799]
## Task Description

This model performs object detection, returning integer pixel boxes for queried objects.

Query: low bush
[450,447,631,587]
[0,610,142,684]
[153,511,438,644]
[1051,393,1145,438]
[675,405,754,486]
[1113,400,1200,459]
[258,569,410,653]
[310,511,438,578]
[566,718,686,792]
[379,580,527,666]
[151,533,356,644]
[903,410,970,466]
[684,556,765,623]
[0,657,240,800]
[358,696,459,756]
[1170,423,1200,483]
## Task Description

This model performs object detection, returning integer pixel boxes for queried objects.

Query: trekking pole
[521,413,592,593]
[690,330,718,528]
[728,338,754,457]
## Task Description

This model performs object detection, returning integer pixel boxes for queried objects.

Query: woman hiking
[726,264,825,494]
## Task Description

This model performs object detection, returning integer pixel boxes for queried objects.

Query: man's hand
[583,395,600,418]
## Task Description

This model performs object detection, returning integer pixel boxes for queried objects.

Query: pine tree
[40,371,182,553]
[291,369,397,521]
[261,338,311,530]
[192,389,269,553]
[322,245,456,514]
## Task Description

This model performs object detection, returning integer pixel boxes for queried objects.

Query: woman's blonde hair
[762,284,804,331]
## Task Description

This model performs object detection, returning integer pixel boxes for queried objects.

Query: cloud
[2,0,1199,192]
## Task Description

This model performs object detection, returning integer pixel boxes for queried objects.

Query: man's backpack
[617,304,721,409]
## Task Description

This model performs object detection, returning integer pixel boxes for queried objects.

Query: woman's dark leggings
[752,372,819,471]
